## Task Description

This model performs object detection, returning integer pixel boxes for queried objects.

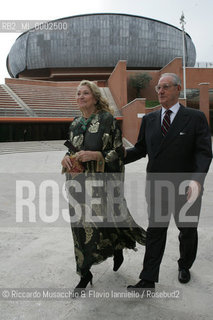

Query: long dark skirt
[66,172,146,276]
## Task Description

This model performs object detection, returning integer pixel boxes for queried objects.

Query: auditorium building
[1,13,213,142]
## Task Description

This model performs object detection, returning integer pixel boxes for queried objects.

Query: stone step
[0,140,67,155]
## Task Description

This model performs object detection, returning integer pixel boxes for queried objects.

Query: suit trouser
[140,194,202,283]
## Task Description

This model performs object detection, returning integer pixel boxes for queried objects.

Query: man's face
[156,76,181,109]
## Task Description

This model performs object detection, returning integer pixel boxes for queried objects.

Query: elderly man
[125,73,212,291]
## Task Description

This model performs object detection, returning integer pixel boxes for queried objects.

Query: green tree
[129,73,152,98]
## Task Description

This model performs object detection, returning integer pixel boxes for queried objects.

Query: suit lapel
[149,109,163,149]
[154,105,190,157]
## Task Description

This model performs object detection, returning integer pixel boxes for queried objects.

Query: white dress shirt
[161,103,180,125]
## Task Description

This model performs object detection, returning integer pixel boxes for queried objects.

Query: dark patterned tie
[161,109,172,136]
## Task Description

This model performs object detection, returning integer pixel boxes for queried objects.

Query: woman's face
[76,85,97,111]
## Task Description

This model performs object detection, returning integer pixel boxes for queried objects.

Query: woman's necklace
[79,113,96,132]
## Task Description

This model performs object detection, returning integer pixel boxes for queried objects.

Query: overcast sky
[0,0,213,83]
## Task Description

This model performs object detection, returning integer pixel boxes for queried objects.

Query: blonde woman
[61,80,146,295]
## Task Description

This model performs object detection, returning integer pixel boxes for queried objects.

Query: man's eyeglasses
[155,84,178,93]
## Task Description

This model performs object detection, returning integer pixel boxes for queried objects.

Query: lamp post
[180,12,186,100]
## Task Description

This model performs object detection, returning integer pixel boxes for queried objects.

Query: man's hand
[187,180,201,203]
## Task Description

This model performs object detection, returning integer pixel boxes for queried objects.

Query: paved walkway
[0,141,213,320]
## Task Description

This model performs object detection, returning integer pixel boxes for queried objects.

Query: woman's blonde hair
[77,80,114,114]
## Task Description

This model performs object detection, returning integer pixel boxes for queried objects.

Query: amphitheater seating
[6,83,81,118]
[0,79,120,118]
[0,85,29,117]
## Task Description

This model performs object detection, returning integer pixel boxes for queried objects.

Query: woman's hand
[76,150,99,162]
[61,155,73,171]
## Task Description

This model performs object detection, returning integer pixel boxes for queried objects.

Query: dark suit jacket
[125,105,212,185]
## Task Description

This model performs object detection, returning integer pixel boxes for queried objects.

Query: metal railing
[194,62,213,68]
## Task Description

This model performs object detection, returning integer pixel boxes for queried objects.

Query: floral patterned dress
[65,110,146,276]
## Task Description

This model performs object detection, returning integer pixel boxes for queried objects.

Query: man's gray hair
[160,73,181,86]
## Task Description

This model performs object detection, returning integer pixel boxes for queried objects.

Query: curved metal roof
[7,13,196,77]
